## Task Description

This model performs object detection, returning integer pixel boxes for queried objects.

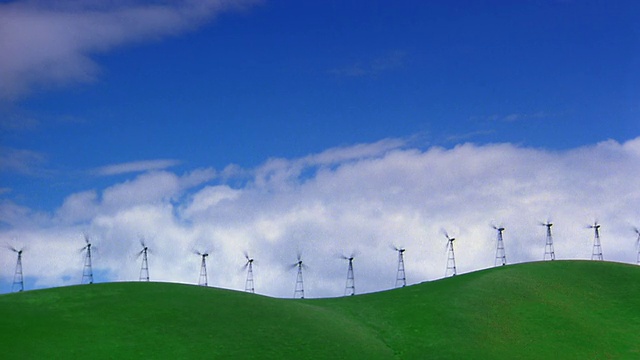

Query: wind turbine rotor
[139,237,149,251]
[442,228,456,241]
[340,251,356,261]
[243,252,254,267]
[194,249,208,258]
[390,244,405,253]
[490,223,505,231]
[7,245,23,254]
[539,217,553,226]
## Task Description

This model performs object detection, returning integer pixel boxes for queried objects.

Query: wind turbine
[634,227,640,265]
[290,252,307,299]
[80,234,94,284]
[194,250,209,286]
[137,238,151,281]
[243,252,255,293]
[341,252,356,296]
[444,231,457,277]
[492,225,507,266]
[8,245,24,292]
[540,221,555,261]
[392,245,406,288]
[588,222,603,261]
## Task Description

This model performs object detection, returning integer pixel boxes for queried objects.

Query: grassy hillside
[1,261,639,359]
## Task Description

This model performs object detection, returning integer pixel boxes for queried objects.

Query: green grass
[1,260,639,359]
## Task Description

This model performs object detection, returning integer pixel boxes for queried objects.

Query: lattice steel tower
[541,222,555,261]
[244,253,255,293]
[444,232,457,277]
[9,246,24,292]
[81,235,94,284]
[138,239,150,282]
[292,254,305,299]
[342,255,355,296]
[589,222,603,261]
[635,227,640,265]
[493,226,507,266]
[195,251,209,286]
[394,246,406,288]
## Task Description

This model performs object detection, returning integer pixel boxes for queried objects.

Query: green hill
[1,261,639,359]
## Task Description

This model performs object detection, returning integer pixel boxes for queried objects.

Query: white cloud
[95,159,181,176]
[1,137,639,297]
[0,147,47,175]
[54,168,216,224]
[0,0,259,100]
[328,50,407,77]
[55,190,99,224]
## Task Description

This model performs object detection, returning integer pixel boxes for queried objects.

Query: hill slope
[1,261,639,359]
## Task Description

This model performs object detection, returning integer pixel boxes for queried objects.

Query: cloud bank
[0,0,258,100]
[1,137,639,297]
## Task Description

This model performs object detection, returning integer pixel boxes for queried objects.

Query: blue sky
[3,0,638,209]
[1,1,639,296]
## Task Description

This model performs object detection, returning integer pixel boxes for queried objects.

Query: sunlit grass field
[1,260,639,359]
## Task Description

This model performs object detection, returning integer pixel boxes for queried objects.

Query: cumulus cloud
[55,167,216,224]
[1,137,639,297]
[0,0,259,100]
